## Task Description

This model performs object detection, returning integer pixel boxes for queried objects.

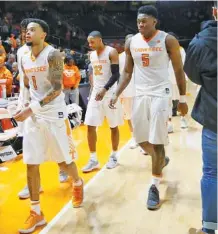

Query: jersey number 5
[31,76,38,90]
[94,65,103,76]
[141,54,150,67]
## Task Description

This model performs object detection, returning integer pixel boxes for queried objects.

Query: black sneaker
[147,185,160,210]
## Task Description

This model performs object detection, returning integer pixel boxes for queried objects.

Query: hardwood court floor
[39,93,204,234]
[0,120,131,234]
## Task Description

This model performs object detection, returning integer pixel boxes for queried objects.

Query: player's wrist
[179,95,186,103]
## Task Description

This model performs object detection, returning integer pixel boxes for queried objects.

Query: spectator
[0,56,13,97]
[5,53,16,73]
[63,55,81,105]
[12,62,20,93]
[184,3,217,234]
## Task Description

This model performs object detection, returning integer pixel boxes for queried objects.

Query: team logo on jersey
[58,112,64,118]
[165,88,170,94]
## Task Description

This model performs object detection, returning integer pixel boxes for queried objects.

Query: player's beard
[26,42,33,46]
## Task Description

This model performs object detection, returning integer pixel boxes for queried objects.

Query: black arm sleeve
[104,64,120,90]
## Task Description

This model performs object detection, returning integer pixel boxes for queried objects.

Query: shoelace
[24,212,35,224]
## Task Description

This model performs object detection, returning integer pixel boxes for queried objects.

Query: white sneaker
[18,185,43,199]
[106,155,118,169]
[82,159,100,173]
[180,117,188,129]
[168,122,174,133]
[129,138,138,149]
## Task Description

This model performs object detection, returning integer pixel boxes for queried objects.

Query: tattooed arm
[40,49,63,106]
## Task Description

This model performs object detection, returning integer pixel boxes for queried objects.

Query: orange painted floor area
[0,120,131,234]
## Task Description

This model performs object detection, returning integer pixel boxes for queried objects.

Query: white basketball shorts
[84,97,123,128]
[22,116,75,165]
[132,95,169,145]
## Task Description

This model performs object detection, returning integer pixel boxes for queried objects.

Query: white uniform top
[119,52,135,98]
[17,44,31,108]
[130,31,170,97]
[168,46,187,84]
[90,46,116,98]
[21,44,67,121]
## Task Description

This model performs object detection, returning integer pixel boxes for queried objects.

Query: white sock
[31,200,40,215]
[151,176,161,189]
[73,178,82,187]
[90,152,97,161]
[111,151,117,157]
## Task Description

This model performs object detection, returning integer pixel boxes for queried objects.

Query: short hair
[125,34,134,42]
[138,5,158,19]
[20,18,35,29]
[27,19,49,35]
[88,31,102,38]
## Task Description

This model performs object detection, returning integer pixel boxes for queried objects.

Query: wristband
[180,95,186,103]
[29,101,41,114]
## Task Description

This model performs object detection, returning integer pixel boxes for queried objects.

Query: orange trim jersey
[21,45,67,121]
[130,31,170,97]
[90,46,116,98]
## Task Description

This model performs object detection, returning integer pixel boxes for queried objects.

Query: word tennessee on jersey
[21,45,67,121]
[130,30,170,97]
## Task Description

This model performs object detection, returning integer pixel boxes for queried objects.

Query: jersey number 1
[31,76,38,90]
[141,54,150,67]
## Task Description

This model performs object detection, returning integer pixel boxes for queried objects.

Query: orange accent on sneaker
[19,210,46,234]
[72,179,84,208]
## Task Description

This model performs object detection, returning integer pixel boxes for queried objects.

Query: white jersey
[168,46,187,84]
[119,52,135,98]
[90,46,116,98]
[17,44,31,108]
[21,44,67,121]
[130,31,170,97]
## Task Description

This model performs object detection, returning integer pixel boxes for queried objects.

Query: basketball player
[119,34,138,149]
[17,19,69,200]
[167,32,188,133]
[82,31,123,172]
[14,19,83,233]
[109,5,188,210]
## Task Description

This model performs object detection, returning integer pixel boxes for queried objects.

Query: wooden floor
[0,82,204,234]
[39,89,204,234]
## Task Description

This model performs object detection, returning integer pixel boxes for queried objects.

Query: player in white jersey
[17,19,69,201]
[119,34,138,149]
[167,32,188,133]
[109,5,188,210]
[83,31,123,172]
[14,19,83,233]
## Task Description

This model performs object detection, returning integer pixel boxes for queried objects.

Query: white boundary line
[40,140,130,234]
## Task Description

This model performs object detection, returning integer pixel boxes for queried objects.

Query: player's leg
[146,97,170,210]
[105,98,123,169]
[122,97,138,149]
[19,118,46,233]
[82,99,103,172]
[49,119,84,208]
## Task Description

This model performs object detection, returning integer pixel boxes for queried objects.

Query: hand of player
[95,88,107,101]
[109,94,118,109]
[178,102,188,116]
[14,107,33,122]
